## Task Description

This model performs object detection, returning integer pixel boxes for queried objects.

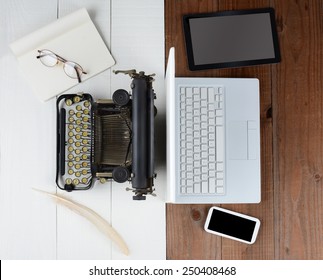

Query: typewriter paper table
[0,0,165,259]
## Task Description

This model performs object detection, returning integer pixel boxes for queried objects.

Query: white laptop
[166,47,261,204]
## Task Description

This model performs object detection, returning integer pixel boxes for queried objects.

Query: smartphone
[204,206,261,244]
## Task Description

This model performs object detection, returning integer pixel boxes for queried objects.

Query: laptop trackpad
[228,121,248,160]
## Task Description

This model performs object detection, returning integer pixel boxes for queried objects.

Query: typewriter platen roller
[55,70,157,200]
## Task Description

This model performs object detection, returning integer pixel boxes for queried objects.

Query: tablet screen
[183,8,280,70]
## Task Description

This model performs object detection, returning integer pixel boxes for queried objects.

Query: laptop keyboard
[179,86,225,195]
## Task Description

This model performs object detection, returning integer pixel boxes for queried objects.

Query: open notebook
[10,8,115,101]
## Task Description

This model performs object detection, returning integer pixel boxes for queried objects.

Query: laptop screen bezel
[183,8,281,71]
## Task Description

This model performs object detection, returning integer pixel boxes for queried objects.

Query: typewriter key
[84,101,90,107]
[73,179,80,185]
[65,99,72,106]
[82,154,88,160]
[83,124,89,130]
[68,138,74,144]
[76,119,81,125]
[82,169,88,175]
[68,131,74,137]
[68,124,74,130]
[69,110,75,115]
[68,169,74,175]
[83,116,89,122]
[67,154,73,160]
[76,105,82,111]
[68,161,73,167]
[75,171,81,177]
[75,149,81,155]
[76,112,82,118]
[75,163,81,169]
[75,141,81,147]
[68,117,74,123]
[75,156,81,162]
[81,178,88,184]
[82,131,88,137]
[65,178,72,185]
[82,147,88,153]
[73,96,81,103]
[68,146,73,152]
[75,134,81,140]
[83,109,89,115]
[82,139,88,145]
[99,178,107,184]
[82,161,88,167]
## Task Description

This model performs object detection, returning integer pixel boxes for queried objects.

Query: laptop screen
[183,8,280,70]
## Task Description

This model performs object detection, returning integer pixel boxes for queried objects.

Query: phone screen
[207,208,257,242]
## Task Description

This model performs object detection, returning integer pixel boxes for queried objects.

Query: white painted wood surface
[0,0,165,259]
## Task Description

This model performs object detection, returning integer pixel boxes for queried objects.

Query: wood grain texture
[166,0,323,259]
[272,0,323,259]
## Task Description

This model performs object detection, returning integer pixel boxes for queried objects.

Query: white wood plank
[0,0,58,259]
[56,0,113,259]
[110,0,166,260]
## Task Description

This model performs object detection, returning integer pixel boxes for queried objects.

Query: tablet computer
[183,8,280,70]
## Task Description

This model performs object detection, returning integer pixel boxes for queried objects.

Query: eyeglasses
[36,49,87,83]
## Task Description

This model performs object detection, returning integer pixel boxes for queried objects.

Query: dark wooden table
[165,0,323,259]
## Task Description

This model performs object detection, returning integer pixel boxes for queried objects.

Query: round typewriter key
[76,112,82,118]
[75,163,81,169]
[68,138,73,144]
[82,154,88,160]
[82,147,88,153]
[68,124,74,130]
[83,124,89,130]
[82,169,88,175]
[83,116,89,122]
[84,101,90,107]
[67,153,73,160]
[82,161,88,167]
[68,131,74,137]
[68,146,73,152]
[73,179,80,185]
[68,117,74,123]
[69,109,75,115]
[65,178,72,185]
[75,127,81,133]
[75,156,81,162]
[65,99,72,106]
[76,105,82,111]
[75,141,81,147]
[68,161,73,167]
[83,109,89,115]
[81,178,88,184]
[99,178,107,184]
[75,149,81,155]
[76,119,81,125]
[75,134,81,140]
[75,171,81,177]
[68,169,74,175]
[82,131,88,137]
[82,139,88,145]
[73,96,81,103]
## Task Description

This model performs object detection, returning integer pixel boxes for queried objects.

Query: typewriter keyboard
[58,94,93,190]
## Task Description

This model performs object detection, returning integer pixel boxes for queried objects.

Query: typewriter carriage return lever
[56,70,157,200]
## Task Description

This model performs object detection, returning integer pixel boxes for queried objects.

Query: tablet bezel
[183,8,281,71]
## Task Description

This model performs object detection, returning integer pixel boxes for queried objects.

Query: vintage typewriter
[56,70,157,200]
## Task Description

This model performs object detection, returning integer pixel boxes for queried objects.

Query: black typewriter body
[56,71,157,200]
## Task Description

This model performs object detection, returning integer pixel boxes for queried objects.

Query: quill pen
[33,188,129,256]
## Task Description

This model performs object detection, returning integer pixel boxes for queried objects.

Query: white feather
[33,188,129,256]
